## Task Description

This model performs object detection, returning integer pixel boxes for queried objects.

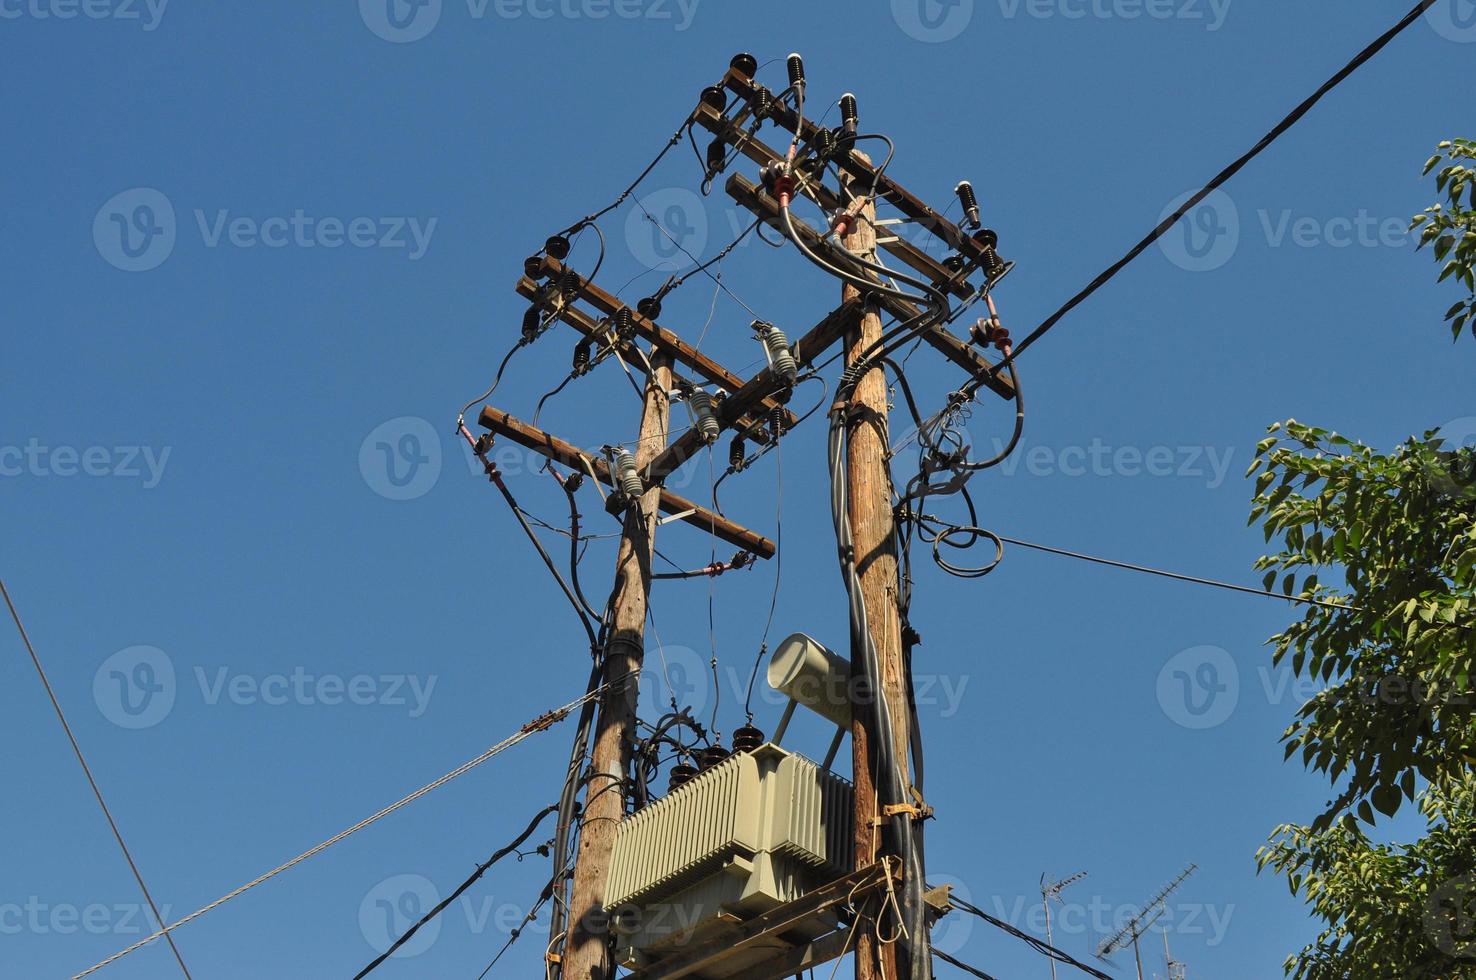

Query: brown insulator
[667,763,698,793]
[731,725,763,754]
[697,746,730,770]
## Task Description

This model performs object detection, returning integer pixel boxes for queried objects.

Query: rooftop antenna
[1095,864,1197,980]
[1163,928,1186,980]
[1040,870,1089,980]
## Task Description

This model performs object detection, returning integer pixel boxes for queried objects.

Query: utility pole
[562,350,674,980]
[842,157,910,980]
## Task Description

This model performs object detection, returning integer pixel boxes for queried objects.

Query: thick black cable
[827,398,931,979]
[555,116,693,238]
[949,893,1117,980]
[932,949,1000,980]
[475,872,557,979]
[2,581,194,980]
[352,805,559,979]
[975,0,1440,388]
[468,440,599,647]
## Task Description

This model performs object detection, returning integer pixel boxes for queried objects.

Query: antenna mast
[1095,864,1197,980]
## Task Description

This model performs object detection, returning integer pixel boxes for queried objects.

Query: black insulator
[729,52,757,77]
[751,87,775,121]
[524,254,546,279]
[942,254,967,274]
[544,235,570,260]
[572,338,592,375]
[706,137,726,178]
[521,306,541,342]
[637,296,662,321]
[786,53,805,89]
[732,725,764,754]
[697,746,730,770]
[812,127,838,162]
[729,435,746,470]
[559,267,581,297]
[700,85,726,111]
[769,404,786,441]
[667,764,698,793]
[839,92,858,141]
[955,180,982,230]
[973,228,999,250]
[615,307,635,340]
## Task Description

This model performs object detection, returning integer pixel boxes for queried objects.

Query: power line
[932,949,1000,980]
[993,532,1361,612]
[948,892,1116,980]
[1,580,194,980]
[975,0,1441,386]
[73,676,628,979]
[353,804,559,978]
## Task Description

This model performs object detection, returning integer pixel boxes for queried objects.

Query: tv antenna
[1095,864,1197,980]
[1040,870,1089,980]
[1162,928,1187,980]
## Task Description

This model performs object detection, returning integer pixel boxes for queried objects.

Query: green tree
[1259,775,1476,979]
[1249,140,1476,978]
[1411,138,1476,340]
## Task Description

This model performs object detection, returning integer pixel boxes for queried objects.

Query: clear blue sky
[4,2,1472,978]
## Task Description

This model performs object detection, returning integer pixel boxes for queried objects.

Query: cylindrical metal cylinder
[767,633,853,729]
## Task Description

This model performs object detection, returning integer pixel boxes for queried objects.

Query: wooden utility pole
[842,159,911,980]
[562,350,674,980]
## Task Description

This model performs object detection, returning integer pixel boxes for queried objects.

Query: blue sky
[4,2,1474,978]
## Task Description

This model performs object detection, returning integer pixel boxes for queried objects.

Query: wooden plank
[744,928,854,980]
[515,277,775,440]
[626,860,897,980]
[476,405,775,559]
[718,67,988,263]
[692,101,973,300]
[724,173,1017,400]
[531,256,798,430]
[641,297,862,485]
